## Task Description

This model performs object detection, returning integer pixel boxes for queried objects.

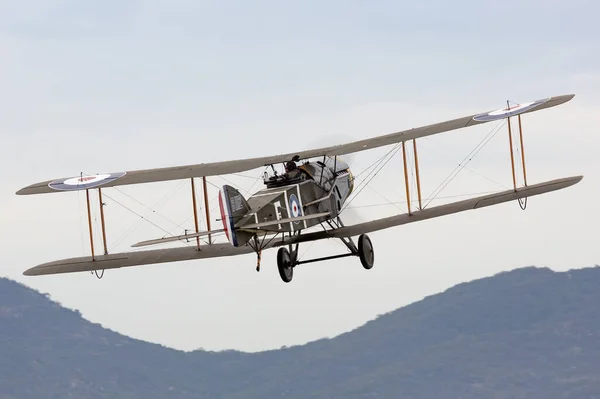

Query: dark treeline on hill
[1,266,600,398]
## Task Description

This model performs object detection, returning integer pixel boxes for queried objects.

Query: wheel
[277,247,294,283]
[358,234,374,270]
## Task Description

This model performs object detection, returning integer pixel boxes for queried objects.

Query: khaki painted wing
[16,95,574,195]
[23,244,255,276]
[22,175,582,277]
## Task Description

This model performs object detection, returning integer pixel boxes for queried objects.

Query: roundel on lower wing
[288,194,301,221]
[472,98,550,122]
[48,172,127,191]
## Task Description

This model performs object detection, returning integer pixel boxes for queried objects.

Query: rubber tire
[277,247,294,283]
[358,234,374,270]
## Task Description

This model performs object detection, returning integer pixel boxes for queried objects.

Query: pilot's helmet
[285,161,297,171]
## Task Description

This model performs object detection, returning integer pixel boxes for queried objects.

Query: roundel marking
[48,172,127,191]
[472,98,549,122]
[288,193,301,221]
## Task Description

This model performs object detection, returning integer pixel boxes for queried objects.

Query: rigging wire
[422,119,507,208]
[350,143,402,180]
[342,143,403,212]
[112,181,187,230]
[419,140,508,190]
[102,191,180,251]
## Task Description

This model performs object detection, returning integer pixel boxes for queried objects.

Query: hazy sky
[1,0,599,352]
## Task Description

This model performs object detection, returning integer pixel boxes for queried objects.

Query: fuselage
[257,156,354,228]
[218,156,355,247]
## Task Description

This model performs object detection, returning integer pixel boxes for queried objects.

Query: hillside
[1,266,600,398]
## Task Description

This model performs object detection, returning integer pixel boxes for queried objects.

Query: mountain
[2,266,600,398]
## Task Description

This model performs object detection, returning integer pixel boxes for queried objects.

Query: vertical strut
[412,139,423,210]
[98,188,108,255]
[203,176,212,244]
[85,189,95,260]
[401,142,412,215]
[191,178,201,249]
[507,116,517,191]
[517,115,528,186]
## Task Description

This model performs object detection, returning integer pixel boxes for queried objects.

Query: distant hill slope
[2,266,600,398]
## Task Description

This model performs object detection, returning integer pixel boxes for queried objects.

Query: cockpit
[263,158,306,188]
[263,156,353,195]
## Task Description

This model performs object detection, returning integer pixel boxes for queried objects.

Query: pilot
[285,161,301,180]
[285,161,297,172]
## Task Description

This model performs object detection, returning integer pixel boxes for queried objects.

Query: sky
[0,0,599,352]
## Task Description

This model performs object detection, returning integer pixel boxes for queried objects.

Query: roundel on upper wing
[288,193,301,221]
[472,98,549,122]
[48,172,127,191]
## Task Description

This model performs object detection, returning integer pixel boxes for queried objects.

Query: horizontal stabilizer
[131,228,225,248]
[133,213,332,248]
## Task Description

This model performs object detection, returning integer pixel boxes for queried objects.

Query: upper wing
[22,175,582,277]
[16,94,574,196]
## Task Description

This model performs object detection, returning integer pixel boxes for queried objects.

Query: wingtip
[15,182,48,196]
[553,93,576,106]
[561,93,576,101]
[550,174,584,191]
[22,267,39,276]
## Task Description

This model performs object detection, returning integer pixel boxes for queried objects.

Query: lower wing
[22,175,582,276]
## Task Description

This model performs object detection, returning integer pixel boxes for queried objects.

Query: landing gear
[273,232,375,283]
[277,247,294,283]
[251,219,376,283]
[358,234,374,269]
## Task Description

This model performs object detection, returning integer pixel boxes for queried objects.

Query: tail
[218,185,251,247]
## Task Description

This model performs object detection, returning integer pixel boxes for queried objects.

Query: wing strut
[98,188,108,255]
[507,102,530,190]
[85,187,110,260]
[191,178,201,249]
[190,177,213,248]
[203,176,212,244]
[401,142,411,215]
[506,105,530,210]
[85,189,95,260]
[401,140,424,215]
[507,110,518,190]
[517,115,528,186]
[412,139,423,210]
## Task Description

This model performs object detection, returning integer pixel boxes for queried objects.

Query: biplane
[16,94,582,282]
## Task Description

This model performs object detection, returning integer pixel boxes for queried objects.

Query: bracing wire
[342,143,403,211]
[103,192,178,250]
[112,181,187,230]
[423,119,507,208]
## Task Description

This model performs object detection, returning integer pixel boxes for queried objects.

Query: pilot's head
[285,161,297,172]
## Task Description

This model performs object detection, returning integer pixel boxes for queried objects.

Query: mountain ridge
[2,265,600,398]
